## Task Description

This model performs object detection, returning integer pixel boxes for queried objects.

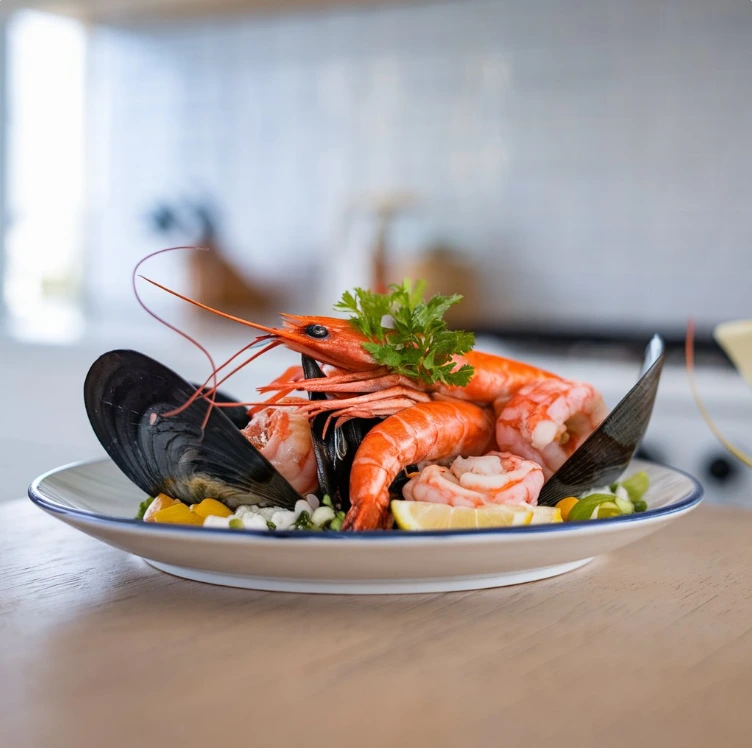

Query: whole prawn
[137,269,607,530]
[342,401,496,530]
[141,275,562,422]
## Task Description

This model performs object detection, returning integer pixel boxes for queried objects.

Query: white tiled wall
[86,0,752,330]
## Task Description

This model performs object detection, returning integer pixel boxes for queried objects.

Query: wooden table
[2,499,751,748]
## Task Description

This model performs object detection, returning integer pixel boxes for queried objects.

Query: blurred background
[0,0,750,502]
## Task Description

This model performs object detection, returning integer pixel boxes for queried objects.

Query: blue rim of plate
[28,458,704,540]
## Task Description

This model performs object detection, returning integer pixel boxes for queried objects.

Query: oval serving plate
[29,457,703,594]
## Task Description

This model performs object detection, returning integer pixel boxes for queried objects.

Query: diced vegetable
[555,496,579,521]
[152,502,204,526]
[632,499,648,513]
[191,498,232,519]
[568,493,625,522]
[293,511,319,531]
[203,515,231,529]
[615,471,650,502]
[228,518,243,529]
[136,497,154,520]
[143,493,181,522]
[614,496,635,515]
[311,506,336,527]
[593,501,621,519]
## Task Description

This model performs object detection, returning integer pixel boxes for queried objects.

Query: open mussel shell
[537,335,665,506]
[189,383,250,430]
[302,355,381,511]
[84,350,301,510]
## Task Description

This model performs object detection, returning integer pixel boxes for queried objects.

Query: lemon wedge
[391,501,534,531]
[529,506,563,524]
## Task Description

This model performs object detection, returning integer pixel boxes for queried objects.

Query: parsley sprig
[334,279,475,387]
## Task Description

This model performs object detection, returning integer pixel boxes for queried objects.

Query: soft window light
[3,11,86,342]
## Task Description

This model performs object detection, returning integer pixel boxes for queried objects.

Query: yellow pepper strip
[143,493,181,522]
[152,503,204,526]
[191,498,233,519]
[555,496,579,522]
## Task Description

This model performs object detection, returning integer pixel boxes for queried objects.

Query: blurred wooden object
[150,202,274,315]
[364,193,417,294]
[397,243,480,327]
[2,500,750,748]
[187,245,272,314]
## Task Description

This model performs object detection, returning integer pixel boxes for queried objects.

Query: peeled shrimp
[241,397,318,495]
[403,452,544,507]
[495,378,608,479]
[343,400,495,530]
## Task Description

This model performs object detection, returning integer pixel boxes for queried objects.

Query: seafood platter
[29,253,703,593]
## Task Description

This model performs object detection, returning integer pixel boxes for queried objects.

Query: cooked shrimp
[241,397,318,495]
[495,379,608,478]
[439,350,562,407]
[403,452,544,507]
[343,401,495,530]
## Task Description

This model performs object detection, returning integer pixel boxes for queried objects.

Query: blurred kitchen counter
[1,499,750,748]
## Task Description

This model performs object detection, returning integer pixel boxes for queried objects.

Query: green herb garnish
[136,497,154,520]
[334,279,475,387]
[293,511,320,531]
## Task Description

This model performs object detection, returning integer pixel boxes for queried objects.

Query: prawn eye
[305,324,329,339]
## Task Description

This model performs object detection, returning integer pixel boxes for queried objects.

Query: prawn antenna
[132,246,219,429]
[138,275,267,331]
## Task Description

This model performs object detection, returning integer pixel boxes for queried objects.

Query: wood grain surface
[1,499,751,748]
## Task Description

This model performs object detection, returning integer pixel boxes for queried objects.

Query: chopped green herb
[329,516,343,531]
[266,520,277,530]
[632,499,648,513]
[322,494,333,508]
[334,279,475,387]
[136,497,155,520]
[293,511,320,531]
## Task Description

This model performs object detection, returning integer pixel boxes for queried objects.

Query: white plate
[28,458,703,594]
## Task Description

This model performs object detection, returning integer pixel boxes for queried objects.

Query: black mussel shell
[84,350,301,510]
[537,335,665,506]
[302,355,381,511]
[388,465,419,499]
[189,383,250,429]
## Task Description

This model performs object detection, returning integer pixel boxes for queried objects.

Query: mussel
[537,335,665,505]
[84,350,302,510]
[302,355,381,511]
